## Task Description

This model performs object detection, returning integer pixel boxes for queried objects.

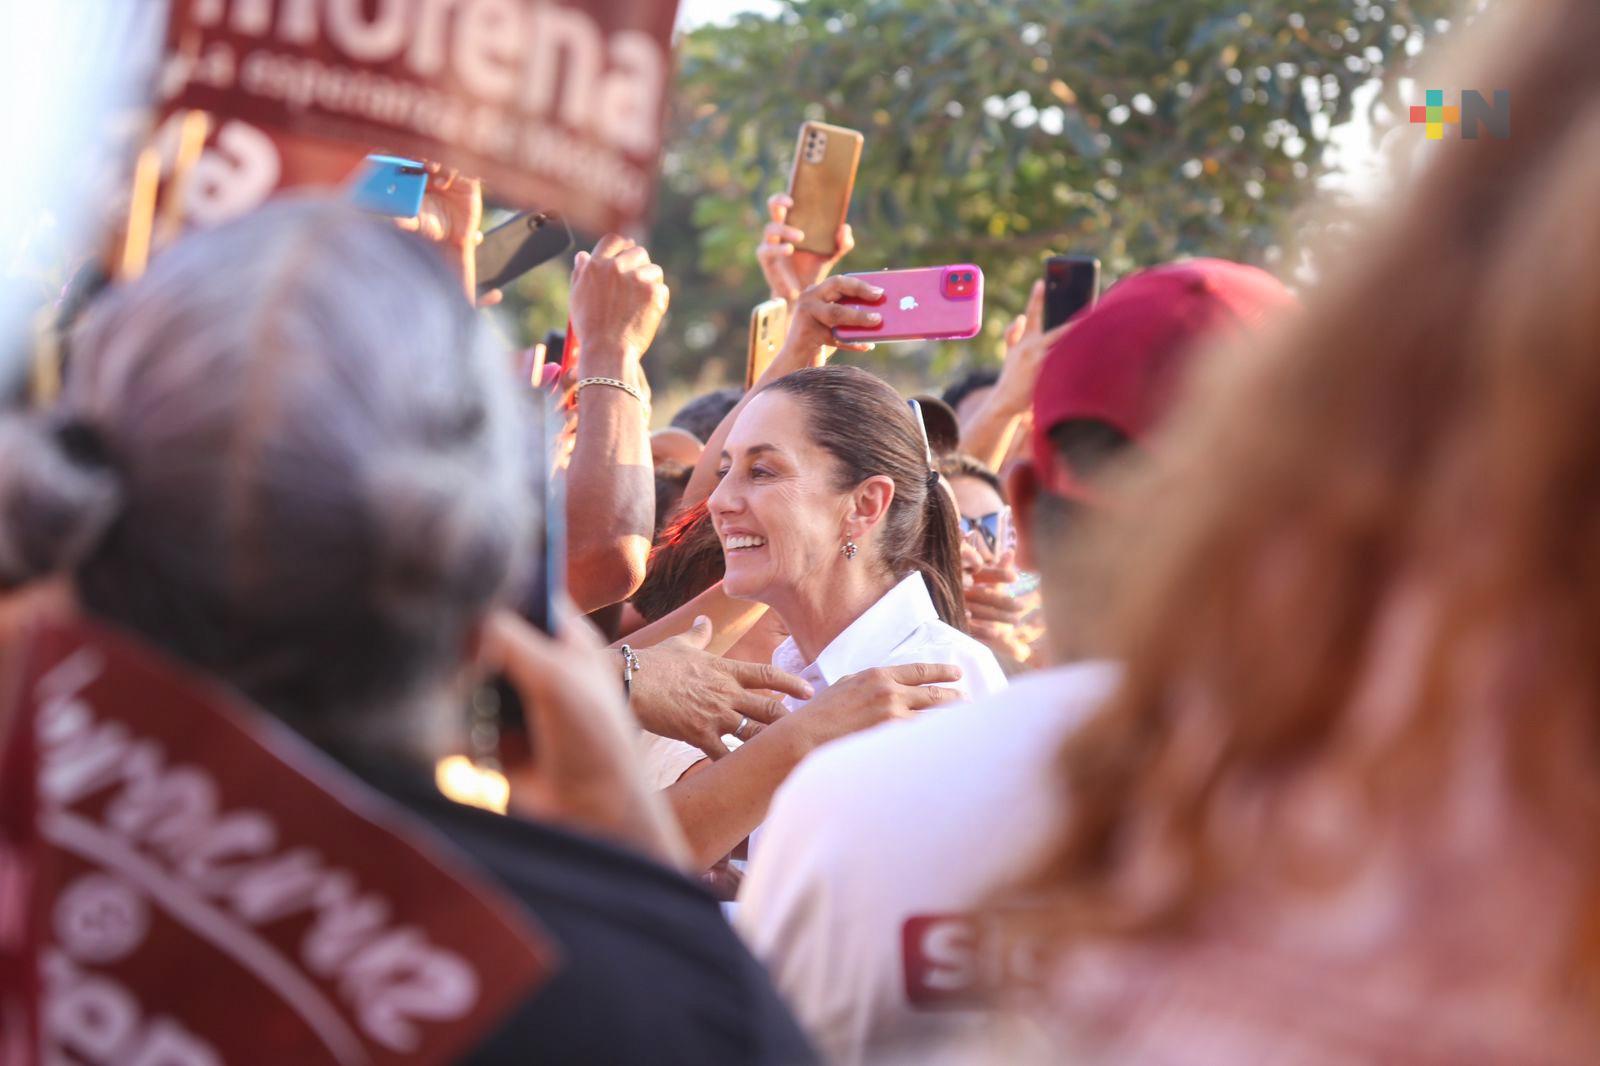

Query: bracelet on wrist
[575,376,648,411]
[619,644,642,700]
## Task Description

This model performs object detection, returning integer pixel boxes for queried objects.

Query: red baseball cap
[1030,258,1295,501]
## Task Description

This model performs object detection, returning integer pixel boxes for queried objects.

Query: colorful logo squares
[1410,89,1461,141]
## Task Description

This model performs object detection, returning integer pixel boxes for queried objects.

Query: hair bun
[0,415,122,588]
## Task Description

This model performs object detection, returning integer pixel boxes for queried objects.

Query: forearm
[958,391,1026,472]
[565,375,654,610]
[663,718,817,870]
[612,582,768,654]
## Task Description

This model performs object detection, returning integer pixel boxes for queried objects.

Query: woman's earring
[841,536,858,560]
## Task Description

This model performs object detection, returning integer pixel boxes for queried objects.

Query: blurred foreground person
[0,201,812,1064]
[736,260,1292,1065]
[995,1,1600,1061]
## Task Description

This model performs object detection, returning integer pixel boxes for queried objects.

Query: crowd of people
[4,0,1600,1061]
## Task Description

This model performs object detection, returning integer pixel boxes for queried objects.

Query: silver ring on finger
[734,715,751,739]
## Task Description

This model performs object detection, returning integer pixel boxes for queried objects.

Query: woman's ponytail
[0,415,120,589]
[915,471,969,632]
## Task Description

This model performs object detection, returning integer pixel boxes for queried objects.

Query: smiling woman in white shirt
[645,361,1007,869]
[713,365,1003,704]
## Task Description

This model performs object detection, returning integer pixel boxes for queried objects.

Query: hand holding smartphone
[746,298,789,388]
[1044,255,1101,330]
[347,154,429,218]
[522,395,565,637]
[786,121,863,258]
[486,393,567,744]
[833,265,984,344]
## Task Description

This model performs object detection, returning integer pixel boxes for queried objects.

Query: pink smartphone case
[834,264,985,343]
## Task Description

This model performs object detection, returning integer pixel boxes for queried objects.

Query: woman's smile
[708,391,847,604]
[723,532,769,552]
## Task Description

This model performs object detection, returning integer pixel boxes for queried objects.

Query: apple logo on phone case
[900,296,919,311]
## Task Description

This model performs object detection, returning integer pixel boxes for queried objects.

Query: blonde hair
[1028,0,1600,991]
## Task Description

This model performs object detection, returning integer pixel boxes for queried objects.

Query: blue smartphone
[347,154,428,218]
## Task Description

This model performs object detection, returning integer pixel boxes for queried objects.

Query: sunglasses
[959,509,1010,552]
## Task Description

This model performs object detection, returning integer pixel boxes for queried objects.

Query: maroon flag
[0,644,41,1064]
[0,619,553,1065]
[156,0,683,232]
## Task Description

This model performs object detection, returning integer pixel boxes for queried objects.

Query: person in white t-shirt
[735,260,1297,1065]
[646,354,1008,870]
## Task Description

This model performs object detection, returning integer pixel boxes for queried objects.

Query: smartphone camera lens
[944,270,976,299]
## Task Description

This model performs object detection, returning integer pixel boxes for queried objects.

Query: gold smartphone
[746,298,790,389]
[787,121,863,257]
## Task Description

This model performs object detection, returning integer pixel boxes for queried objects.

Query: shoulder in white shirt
[733,661,1120,1066]
[769,571,1007,711]
[638,572,1008,791]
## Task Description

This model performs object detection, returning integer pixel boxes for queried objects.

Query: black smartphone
[542,329,566,375]
[521,393,565,636]
[486,394,566,744]
[1044,255,1101,331]
[476,211,574,295]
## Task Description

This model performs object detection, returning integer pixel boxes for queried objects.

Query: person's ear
[845,474,896,541]
[1005,459,1041,572]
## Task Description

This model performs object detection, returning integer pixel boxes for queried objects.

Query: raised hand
[567,234,671,375]
[393,164,500,305]
[962,550,1040,668]
[958,280,1075,468]
[991,280,1072,416]
[756,192,855,304]
[778,274,886,366]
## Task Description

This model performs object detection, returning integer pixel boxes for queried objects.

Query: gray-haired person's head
[0,200,532,747]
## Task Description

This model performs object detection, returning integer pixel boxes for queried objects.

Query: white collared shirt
[636,573,1007,790]
[733,662,1120,1066]
[769,571,1008,714]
